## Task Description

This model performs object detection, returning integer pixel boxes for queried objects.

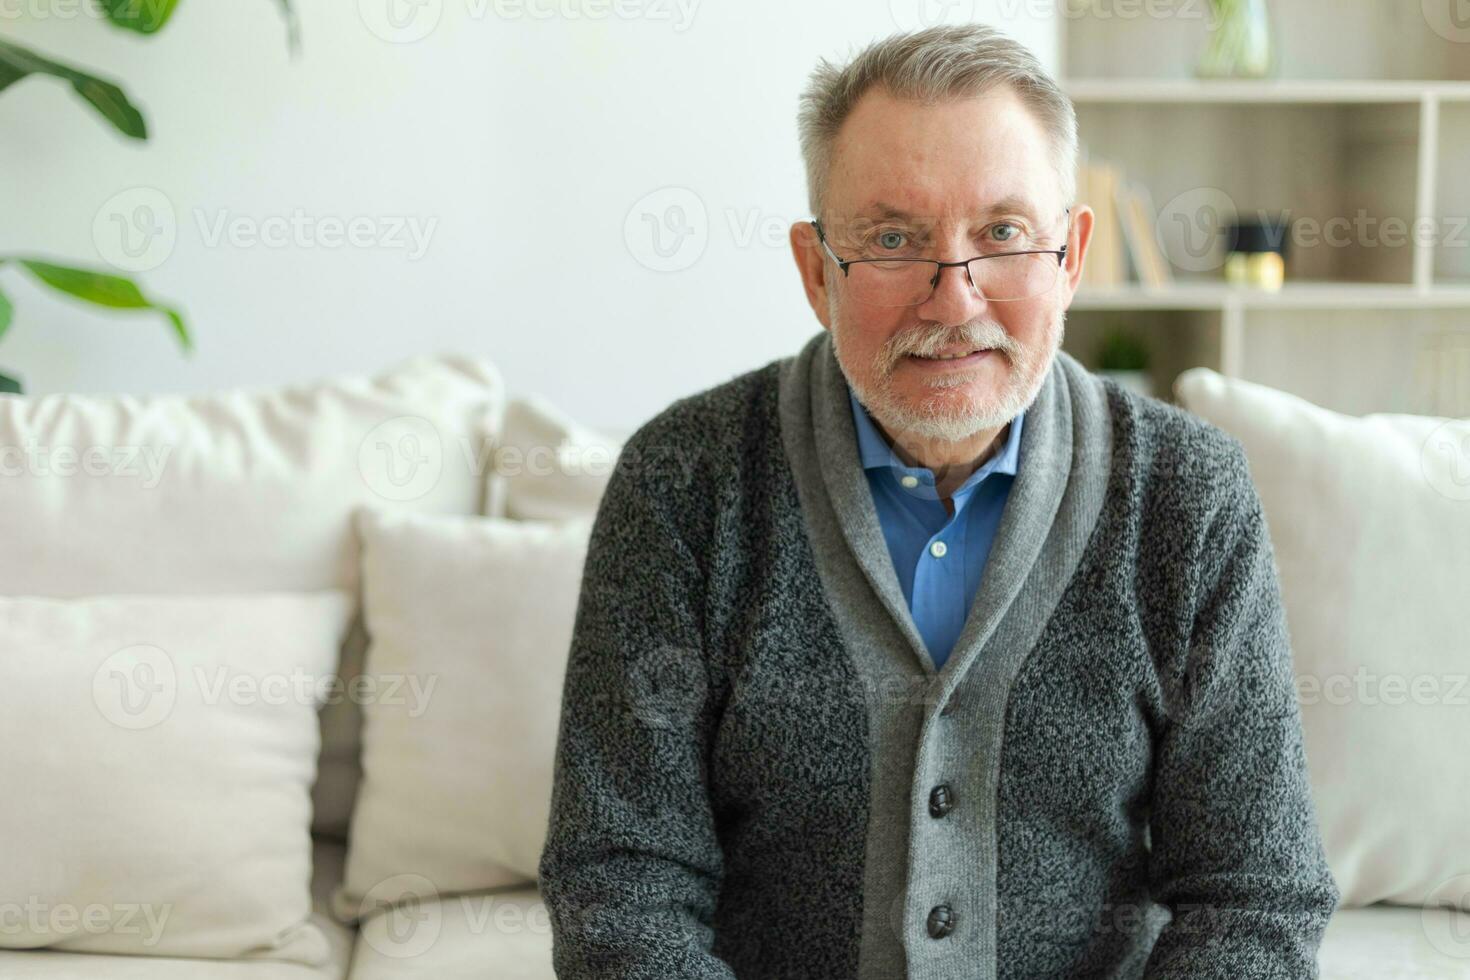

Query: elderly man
[538,23,1339,980]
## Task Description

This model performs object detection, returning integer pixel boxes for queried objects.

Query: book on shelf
[1116,180,1173,289]
[1076,156,1173,291]
[1079,159,1124,288]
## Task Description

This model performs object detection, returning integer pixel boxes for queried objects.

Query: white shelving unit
[1065,79,1470,104]
[1058,2,1470,417]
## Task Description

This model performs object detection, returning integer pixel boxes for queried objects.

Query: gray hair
[796,24,1078,219]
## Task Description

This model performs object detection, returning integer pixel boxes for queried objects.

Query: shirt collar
[847,387,1024,495]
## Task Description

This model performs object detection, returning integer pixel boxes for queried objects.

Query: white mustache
[892,325,1014,361]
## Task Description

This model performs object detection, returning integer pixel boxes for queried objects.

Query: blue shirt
[848,389,1024,671]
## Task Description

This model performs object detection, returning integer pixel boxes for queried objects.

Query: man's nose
[918,260,990,327]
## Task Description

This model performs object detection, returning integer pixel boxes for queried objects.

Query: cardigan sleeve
[1142,440,1341,979]
[537,422,738,980]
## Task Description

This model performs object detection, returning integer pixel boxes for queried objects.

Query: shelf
[1061,0,1470,413]
[1436,103,1470,283]
[1061,2,1470,86]
[1064,79,1470,104]
[1072,282,1470,312]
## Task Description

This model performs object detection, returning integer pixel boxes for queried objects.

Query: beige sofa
[0,354,1465,977]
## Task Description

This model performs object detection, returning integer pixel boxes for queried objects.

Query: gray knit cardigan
[537,328,1340,979]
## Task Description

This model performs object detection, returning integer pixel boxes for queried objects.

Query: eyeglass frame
[810,207,1072,305]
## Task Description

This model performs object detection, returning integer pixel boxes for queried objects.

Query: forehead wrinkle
[847,195,1046,226]
[824,86,1065,224]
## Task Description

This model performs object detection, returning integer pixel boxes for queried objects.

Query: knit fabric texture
[538,329,1339,979]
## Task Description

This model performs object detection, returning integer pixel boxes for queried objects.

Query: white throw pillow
[1174,367,1470,909]
[0,590,354,962]
[332,509,591,922]
[484,395,623,521]
[0,353,506,840]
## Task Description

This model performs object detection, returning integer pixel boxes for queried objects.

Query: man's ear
[789,221,833,329]
[1058,205,1094,304]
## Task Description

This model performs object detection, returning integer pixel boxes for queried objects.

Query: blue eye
[877,231,906,250]
[990,223,1019,243]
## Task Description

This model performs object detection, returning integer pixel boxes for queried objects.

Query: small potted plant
[1097,324,1154,399]
[1197,0,1274,79]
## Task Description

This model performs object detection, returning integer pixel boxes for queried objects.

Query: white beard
[828,295,1065,446]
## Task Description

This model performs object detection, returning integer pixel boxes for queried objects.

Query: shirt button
[927,904,957,939]
[929,783,954,818]
[929,540,948,558]
[900,475,919,488]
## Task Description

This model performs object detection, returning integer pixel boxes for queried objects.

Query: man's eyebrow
[980,197,1045,222]
[853,198,1044,224]
[854,203,922,222]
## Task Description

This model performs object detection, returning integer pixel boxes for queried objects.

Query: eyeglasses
[811,210,1070,307]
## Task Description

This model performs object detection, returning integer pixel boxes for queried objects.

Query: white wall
[0,0,1057,432]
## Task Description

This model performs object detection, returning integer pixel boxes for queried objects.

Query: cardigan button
[926,904,956,939]
[928,783,954,818]
[940,694,958,717]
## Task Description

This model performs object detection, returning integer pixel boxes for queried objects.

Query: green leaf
[0,285,11,342]
[15,259,191,351]
[0,38,147,139]
[0,371,21,395]
[96,0,300,49]
[277,0,301,54]
[96,0,181,33]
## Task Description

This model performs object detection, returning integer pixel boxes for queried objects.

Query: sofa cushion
[483,395,622,521]
[0,592,353,963]
[1319,904,1470,978]
[0,836,354,979]
[333,510,590,922]
[0,354,506,840]
[348,884,552,979]
[1174,368,1470,909]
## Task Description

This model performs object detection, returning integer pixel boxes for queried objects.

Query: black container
[1226,216,1290,259]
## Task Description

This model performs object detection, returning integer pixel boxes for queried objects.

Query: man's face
[792,85,1092,448]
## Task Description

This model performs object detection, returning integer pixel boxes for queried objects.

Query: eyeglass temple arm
[809,220,852,275]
